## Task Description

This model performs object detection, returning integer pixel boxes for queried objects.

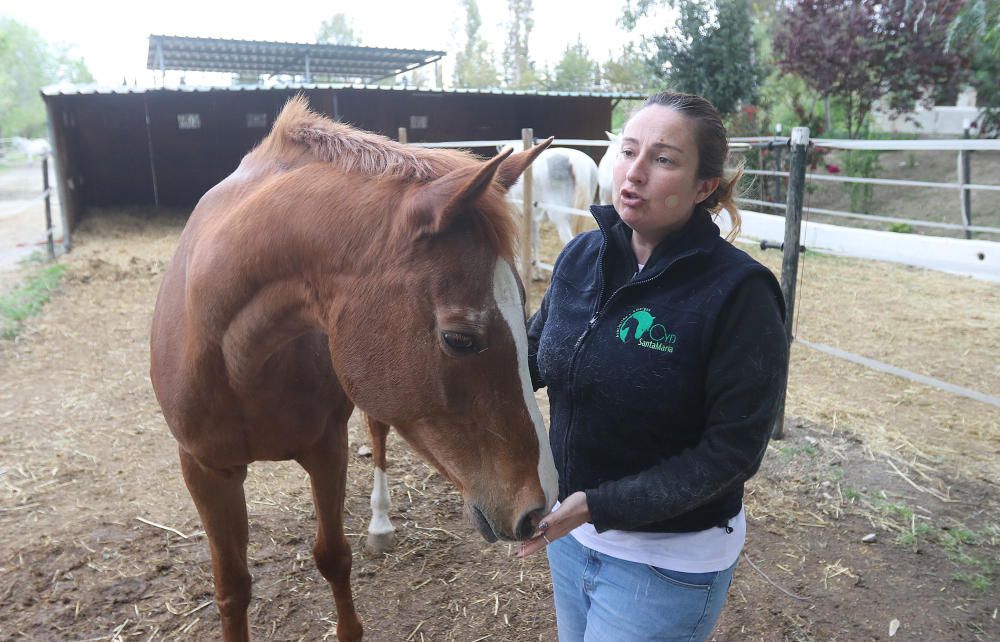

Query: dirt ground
[1,209,998,642]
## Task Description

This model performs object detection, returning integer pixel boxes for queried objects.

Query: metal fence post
[773,124,783,203]
[520,128,534,313]
[43,155,55,260]
[959,120,972,239]
[772,126,809,440]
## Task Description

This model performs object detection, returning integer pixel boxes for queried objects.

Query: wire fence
[735,136,1000,240]
[408,132,1000,245]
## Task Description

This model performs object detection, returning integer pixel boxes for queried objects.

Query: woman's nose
[625,160,644,184]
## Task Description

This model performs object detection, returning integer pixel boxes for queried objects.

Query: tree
[602,43,659,93]
[645,0,761,116]
[546,37,599,91]
[774,0,966,138]
[0,18,92,138]
[316,13,362,46]
[948,0,1000,136]
[454,0,499,88]
[503,0,538,88]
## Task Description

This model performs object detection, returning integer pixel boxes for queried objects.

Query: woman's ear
[695,177,721,204]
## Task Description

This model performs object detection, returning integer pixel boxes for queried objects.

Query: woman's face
[612,105,719,241]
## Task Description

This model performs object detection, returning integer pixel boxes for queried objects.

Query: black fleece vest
[535,205,783,533]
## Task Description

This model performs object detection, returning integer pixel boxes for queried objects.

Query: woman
[517,91,789,641]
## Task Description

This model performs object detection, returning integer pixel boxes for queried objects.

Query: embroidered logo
[616,308,676,353]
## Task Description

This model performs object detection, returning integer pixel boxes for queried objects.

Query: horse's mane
[264,95,473,182]
[258,95,517,260]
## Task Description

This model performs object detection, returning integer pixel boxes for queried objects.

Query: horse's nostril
[515,506,545,541]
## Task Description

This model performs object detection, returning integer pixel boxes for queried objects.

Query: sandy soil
[0,210,997,641]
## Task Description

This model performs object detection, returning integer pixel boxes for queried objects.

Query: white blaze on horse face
[492,260,559,510]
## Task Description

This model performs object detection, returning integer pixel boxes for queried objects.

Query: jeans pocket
[646,565,717,590]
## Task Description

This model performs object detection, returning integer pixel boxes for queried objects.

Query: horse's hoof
[365,531,395,555]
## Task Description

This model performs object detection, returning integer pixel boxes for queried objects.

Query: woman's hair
[634,91,743,240]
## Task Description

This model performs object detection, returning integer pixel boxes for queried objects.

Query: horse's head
[330,140,558,542]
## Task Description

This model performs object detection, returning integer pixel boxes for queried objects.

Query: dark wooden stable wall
[43,87,618,234]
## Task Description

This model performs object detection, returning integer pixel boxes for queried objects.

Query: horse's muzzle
[469,503,545,542]
[469,503,501,542]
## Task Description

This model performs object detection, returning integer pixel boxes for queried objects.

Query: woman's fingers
[515,532,550,557]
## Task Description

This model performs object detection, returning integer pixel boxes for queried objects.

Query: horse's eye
[442,331,476,353]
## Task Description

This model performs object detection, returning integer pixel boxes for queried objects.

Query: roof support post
[304,52,312,83]
[156,42,165,86]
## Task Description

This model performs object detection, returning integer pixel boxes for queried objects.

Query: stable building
[40,36,642,247]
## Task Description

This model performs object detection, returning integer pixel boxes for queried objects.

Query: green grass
[776,444,818,463]
[863,503,998,588]
[896,522,935,548]
[0,255,67,339]
[953,572,992,592]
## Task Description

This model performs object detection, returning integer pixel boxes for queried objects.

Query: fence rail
[0,154,57,260]
[737,136,1000,239]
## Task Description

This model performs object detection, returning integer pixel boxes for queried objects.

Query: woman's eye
[619,148,634,158]
[442,331,476,352]
[657,156,674,165]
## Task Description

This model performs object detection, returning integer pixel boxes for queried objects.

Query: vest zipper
[560,216,702,498]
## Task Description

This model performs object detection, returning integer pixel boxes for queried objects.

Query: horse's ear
[413,148,513,234]
[605,131,618,141]
[495,136,554,190]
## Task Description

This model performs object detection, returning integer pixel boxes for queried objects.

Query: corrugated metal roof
[146,35,445,82]
[41,82,647,100]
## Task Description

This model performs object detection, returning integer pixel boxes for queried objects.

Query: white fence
[407,132,1000,282]
[402,130,1000,411]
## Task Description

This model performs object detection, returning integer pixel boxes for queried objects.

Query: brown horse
[149,96,557,642]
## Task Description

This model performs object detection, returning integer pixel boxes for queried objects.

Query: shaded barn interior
[41,85,639,239]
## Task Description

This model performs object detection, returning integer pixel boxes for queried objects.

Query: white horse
[11,137,51,163]
[598,131,620,205]
[502,143,599,266]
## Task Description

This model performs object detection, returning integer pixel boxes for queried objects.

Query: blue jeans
[547,534,736,642]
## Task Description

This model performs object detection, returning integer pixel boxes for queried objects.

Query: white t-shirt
[558,503,745,573]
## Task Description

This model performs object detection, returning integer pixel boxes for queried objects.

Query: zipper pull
[588,314,598,328]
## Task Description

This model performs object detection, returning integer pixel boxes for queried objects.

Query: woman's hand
[515,491,591,558]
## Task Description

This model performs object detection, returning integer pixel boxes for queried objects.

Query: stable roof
[146,35,445,83]
[42,82,646,100]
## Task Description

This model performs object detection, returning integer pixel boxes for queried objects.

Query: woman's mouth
[619,188,643,208]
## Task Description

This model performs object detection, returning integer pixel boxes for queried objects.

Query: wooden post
[773,124,784,204]
[43,156,54,261]
[772,126,809,440]
[397,127,408,144]
[959,120,972,239]
[44,100,72,253]
[520,128,534,312]
[143,95,160,209]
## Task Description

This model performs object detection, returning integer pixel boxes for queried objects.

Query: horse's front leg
[178,448,251,642]
[297,424,363,642]
[364,414,396,554]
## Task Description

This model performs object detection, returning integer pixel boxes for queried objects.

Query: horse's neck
[189,169,399,388]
